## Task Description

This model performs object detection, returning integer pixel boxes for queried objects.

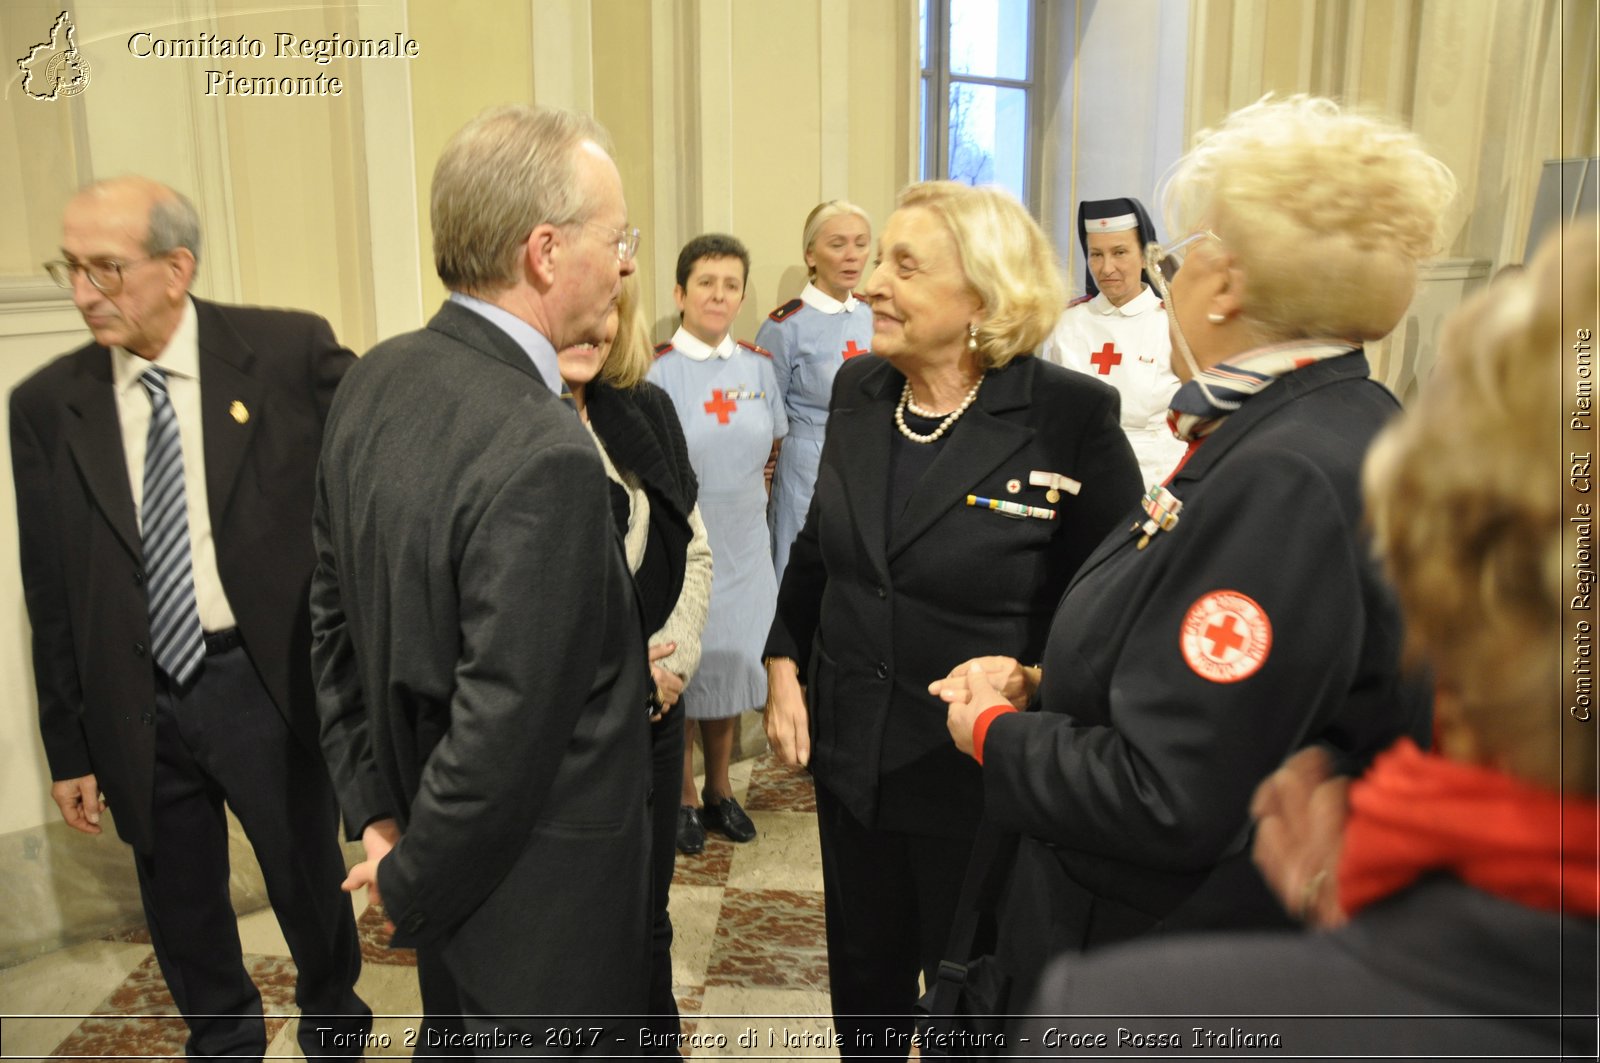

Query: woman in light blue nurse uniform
[756,201,874,582]
[648,233,785,853]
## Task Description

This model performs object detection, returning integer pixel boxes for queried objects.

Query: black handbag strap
[926,819,1019,1007]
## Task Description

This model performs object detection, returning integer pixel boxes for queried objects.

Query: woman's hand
[648,641,684,721]
[765,439,782,495]
[1250,745,1350,929]
[945,663,1013,758]
[928,655,1038,710]
[763,656,810,768]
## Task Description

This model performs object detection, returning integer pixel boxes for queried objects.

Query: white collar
[113,296,199,393]
[671,326,736,361]
[1089,285,1160,318]
[800,282,859,314]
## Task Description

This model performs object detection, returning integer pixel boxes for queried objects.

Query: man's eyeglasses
[1144,229,1221,301]
[43,255,164,294]
[587,223,641,263]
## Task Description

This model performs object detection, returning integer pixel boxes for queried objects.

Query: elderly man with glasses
[12,175,369,1060]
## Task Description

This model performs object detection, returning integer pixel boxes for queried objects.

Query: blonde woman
[764,181,1141,1060]
[557,274,711,1047]
[757,201,875,580]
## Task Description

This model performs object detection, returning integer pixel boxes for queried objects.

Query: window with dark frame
[919,0,1038,211]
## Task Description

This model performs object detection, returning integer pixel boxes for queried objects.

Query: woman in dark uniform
[763,181,1141,1061]
[1014,226,1598,1061]
[934,95,1454,1015]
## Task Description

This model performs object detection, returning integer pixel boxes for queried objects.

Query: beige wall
[1185,0,1596,394]
[1188,0,1596,266]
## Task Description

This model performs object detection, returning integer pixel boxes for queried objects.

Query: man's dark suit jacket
[311,300,652,1021]
[9,298,353,855]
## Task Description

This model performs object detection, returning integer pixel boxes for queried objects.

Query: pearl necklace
[895,375,983,444]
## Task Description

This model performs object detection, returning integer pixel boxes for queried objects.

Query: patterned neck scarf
[1167,341,1358,442]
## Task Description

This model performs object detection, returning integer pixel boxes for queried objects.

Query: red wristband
[972,703,1019,764]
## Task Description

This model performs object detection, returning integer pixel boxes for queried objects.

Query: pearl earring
[1207,312,1226,325]
[967,324,979,352]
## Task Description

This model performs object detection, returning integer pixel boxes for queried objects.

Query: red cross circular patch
[1179,590,1272,683]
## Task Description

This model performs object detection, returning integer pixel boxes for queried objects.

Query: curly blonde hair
[896,182,1064,369]
[1363,228,1595,793]
[1162,95,1456,343]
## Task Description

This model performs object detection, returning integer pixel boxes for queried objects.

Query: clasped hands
[928,656,1038,757]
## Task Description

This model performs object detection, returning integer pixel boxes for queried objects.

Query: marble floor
[0,752,840,1061]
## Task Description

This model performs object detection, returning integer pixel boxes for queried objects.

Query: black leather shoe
[676,806,706,855]
[701,791,757,843]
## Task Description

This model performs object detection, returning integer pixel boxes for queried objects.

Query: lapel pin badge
[1132,485,1183,549]
[229,400,249,425]
[1005,478,1022,495]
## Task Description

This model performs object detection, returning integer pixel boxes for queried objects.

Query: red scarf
[1338,738,1600,918]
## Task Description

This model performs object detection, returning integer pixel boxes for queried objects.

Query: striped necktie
[139,366,206,685]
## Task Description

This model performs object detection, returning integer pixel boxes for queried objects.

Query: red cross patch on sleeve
[1179,590,1272,683]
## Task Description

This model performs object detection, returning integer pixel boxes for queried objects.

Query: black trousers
[815,782,977,1063]
[645,703,685,1048]
[137,643,368,1061]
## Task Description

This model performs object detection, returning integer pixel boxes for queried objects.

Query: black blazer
[311,300,651,1021]
[766,353,1142,835]
[9,298,352,855]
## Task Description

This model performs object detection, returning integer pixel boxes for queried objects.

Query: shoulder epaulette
[1066,294,1092,308]
[767,297,804,323]
[737,340,773,359]
[653,341,674,359]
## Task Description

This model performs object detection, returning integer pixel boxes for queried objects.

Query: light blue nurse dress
[755,283,874,582]
[647,328,787,718]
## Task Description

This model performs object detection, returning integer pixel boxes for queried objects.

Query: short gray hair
[145,188,202,268]
[432,104,614,293]
[77,177,203,269]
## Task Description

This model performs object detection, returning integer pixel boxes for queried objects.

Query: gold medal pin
[229,401,249,424]
[1029,470,1081,504]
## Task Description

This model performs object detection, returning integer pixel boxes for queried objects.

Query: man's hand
[51,775,105,835]
[764,657,810,768]
[346,817,400,930]
[1250,746,1350,928]
[929,655,1038,711]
